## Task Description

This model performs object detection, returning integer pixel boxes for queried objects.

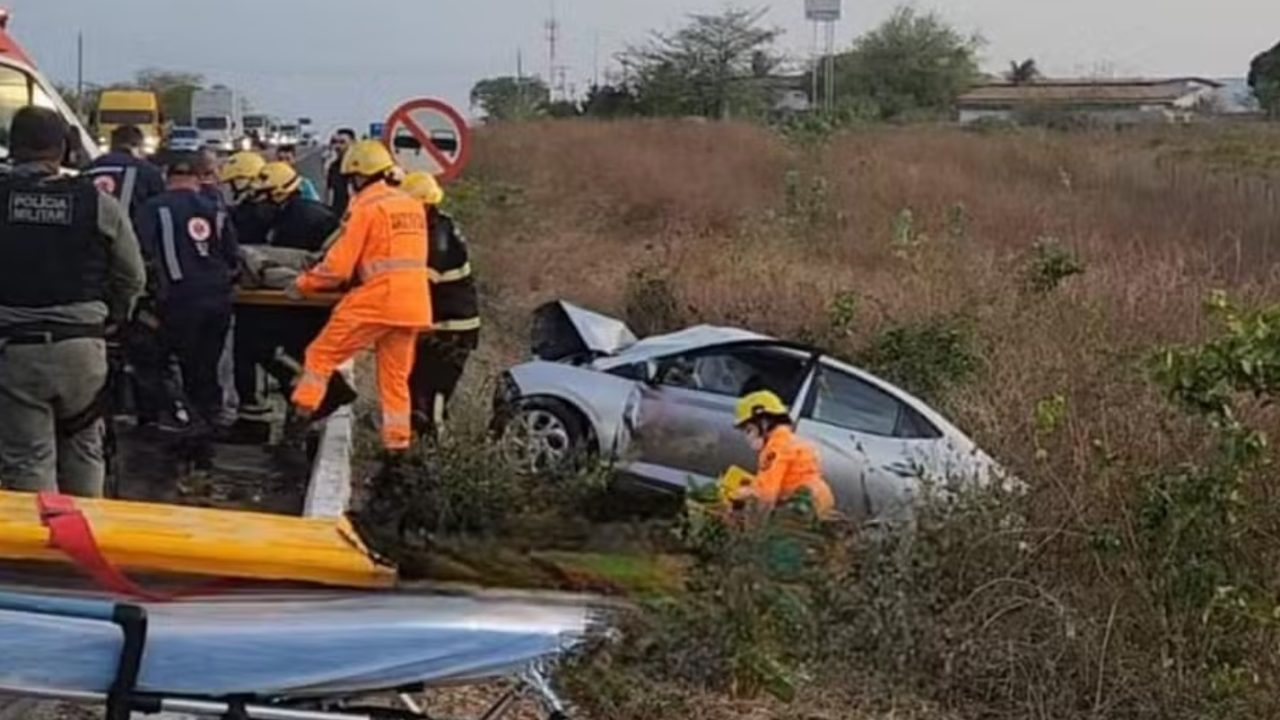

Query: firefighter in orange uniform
[731,390,836,518]
[287,139,431,455]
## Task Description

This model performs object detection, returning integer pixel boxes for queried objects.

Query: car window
[657,346,809,399]
[806,365,940,439]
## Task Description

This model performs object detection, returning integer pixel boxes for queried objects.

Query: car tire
[497,397,591,476]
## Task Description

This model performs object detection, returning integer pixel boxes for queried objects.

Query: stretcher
[0,587,599,720]
[0,489,607,719]
[235,288,343,309]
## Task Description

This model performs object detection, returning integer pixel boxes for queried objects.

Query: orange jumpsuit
[750,426,836,517]
[291,180,431,450]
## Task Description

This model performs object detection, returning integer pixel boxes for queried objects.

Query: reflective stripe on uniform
[432,393,446,425]
[215,210,227,241]
[119,166,138,210]
[432,317,482,332]
[428,262,472,284]
[359,257,424,281]
[157,207,184,282]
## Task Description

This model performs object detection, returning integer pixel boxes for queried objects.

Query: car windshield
[171,128,198,139]
[196,117,228,130]
[99,109,156,125]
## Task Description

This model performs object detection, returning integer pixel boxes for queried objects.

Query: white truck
[191,85,243,153]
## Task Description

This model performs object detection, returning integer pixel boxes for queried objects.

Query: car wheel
[498,398,590,476]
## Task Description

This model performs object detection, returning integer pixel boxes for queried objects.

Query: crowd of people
[0,107,480,497]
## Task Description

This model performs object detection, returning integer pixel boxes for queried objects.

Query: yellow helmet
[400,171,444,206]
[252,161,302,203]
[340,139,396,178]
[218,151,266,193]
[734,390,790,427]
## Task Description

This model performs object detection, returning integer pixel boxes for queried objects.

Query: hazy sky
[8,0,1278,132]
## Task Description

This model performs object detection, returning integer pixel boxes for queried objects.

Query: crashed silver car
[494,302,1001,519]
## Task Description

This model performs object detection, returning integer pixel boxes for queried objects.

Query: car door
[625,344,814,491]
[794,360,945,520]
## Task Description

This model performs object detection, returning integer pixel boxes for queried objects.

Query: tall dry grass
[457,118,1280,717]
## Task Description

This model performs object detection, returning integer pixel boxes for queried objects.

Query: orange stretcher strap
[37,493,231,602]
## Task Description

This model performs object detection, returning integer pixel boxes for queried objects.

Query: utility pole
[545,0,559,101]
[76,31,84,117]
[592,31,600,89]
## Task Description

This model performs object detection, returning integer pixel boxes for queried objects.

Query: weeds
[856,314,982,404]
[623,266,688,337]
[1024,237,1085,294]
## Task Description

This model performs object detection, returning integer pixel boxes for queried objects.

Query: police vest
[0,174,108,308]
[427,211,479,332]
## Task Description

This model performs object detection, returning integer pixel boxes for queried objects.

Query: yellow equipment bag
[718,465,756,504]
[0,491,394,590]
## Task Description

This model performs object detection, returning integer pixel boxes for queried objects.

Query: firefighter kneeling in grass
[721,390,836,519]
[286,139,431,472]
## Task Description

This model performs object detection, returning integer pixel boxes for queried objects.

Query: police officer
[85,124,166,222]
[399,172,480,440]
[0,107,146,496]
[134,152,240,466]
[252,161,338,251]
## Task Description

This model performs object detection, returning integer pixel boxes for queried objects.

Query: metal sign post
[804,0,841,113]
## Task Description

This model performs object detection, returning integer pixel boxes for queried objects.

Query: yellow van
[94,89,162,155]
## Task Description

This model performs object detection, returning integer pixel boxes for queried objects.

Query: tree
[823,6,982,121]
[621,7,782,119]
[134,68,204,125]
[582,83,642,118]
[469,76,550,121]
[1248,41,1280,117]
[1006,58,1040,85]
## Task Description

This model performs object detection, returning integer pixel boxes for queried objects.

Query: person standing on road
[85,125,166,222]
[289,139,431,460]
[133,152,240,468]
[219,150,271,246]
[274,144,321,202]
[0,107,145,497]
[400,172,480,441]
[325,128,357,216]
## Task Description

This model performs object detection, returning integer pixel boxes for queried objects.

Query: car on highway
[165,126,201,153]
[494,301,1003,520]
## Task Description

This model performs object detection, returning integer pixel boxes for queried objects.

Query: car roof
[597,325,776,367]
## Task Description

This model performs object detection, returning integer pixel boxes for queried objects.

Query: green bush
[624,266,688,337]
[1024,237,1085,294]
[855,314,982,403]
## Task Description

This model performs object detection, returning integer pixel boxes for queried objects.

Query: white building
[956,78,1224,125]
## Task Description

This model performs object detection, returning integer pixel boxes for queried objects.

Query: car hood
[531,301,639,361]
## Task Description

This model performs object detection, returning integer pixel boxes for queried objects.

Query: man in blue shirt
[85,125,166,222]
[274,144,321,201]
[133,152,240,466]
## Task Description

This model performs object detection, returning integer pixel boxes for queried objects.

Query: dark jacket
[85,151,166,222]
[267,195,339,252]
[230,200,274,247]
[0,162,144,328]
[325,158,350,217]
[427,207,479,332]
[134,188,239,310]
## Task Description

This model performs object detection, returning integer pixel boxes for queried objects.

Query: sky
[7,0,1278,132]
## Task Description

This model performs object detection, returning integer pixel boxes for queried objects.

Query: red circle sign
[381,98,472,183]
